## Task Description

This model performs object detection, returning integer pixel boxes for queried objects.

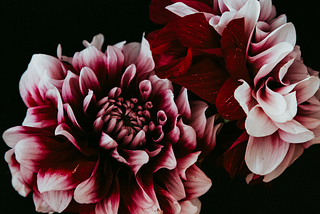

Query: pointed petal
[179,198,201,214]
[234,80,255,114]
[245,133,290,175]
[19,54,64,107]
[40,190,73,213]
[73,46,107,81]
[105,44,124,84]
[166,2,199,17]
[120,64,136,91]
[111,148,149,175]
[188,100,208,139]
[174,119,197,157]
[183,164,212,199]
[216,77,246,120]
[2,126,52,148]
[79,67,101,97]
[177,151,201,180]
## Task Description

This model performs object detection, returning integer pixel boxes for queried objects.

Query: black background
[1,1,320,213]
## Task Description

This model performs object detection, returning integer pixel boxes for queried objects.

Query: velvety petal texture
[148,0,320,183]
[3,34,220,213]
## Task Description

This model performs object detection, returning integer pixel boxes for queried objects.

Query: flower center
[95,95,153,148]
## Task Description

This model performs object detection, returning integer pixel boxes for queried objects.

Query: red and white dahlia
[148,0,320,182]
[3,34,220,213]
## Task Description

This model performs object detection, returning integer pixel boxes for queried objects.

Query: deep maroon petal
[37,149,96,192]
[221,17,251,84]
[216,76,246,120]
[170,57,229,104]
[175,13,220,49]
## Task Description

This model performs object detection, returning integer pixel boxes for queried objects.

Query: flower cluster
[148,0,320,183]
[3,0,320,213]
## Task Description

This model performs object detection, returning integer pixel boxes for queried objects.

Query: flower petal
[245,105,278,137]
[40,190,73,213]
[245,133,290,175]
[183,164,212,199]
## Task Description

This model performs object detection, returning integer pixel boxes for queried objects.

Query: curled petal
[99,132,118,150]
[179,198,201,214]
[79,67,101,97]
[111,148,149,175]
[245,105,278,137]
[120,64,136,91]
[175,87,191,121]
[139,80,152,102]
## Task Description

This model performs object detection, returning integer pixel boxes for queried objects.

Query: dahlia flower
[148,0,320,182]
[3,34,221,213]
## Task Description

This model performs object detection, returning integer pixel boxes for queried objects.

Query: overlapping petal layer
[3,34,221,213]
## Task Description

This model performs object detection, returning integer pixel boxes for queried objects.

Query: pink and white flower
[148,0,320,182]
[3,34,221,213]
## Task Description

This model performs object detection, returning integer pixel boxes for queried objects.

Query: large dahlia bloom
[3,34,220,213]
[148,0,320,182]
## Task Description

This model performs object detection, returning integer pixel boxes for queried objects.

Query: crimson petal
[175,13,220,49]
[216,76,246,120]
[221,18,251,84]
[170,57,229,104]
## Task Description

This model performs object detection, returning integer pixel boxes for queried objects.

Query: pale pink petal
[139,80,152,102]
[183,164,212,199]
[250,42,294,86]
[177,151,201,180]
[33,192,55,213]
[224,0,249,11]
[266,92,298,123]
[79,67,101,96]
[133,37,155,82]
[250,23,296,55]
[99,132,118,150]
[277,128,314,143]
[5,149,32,197]
[41,190,73,213]
[234,0,260,52]
[234,80,255,114]
[82,34,104,51]
[105,44,124,83]
[165,2,199,17]
[295,115,320,129]
[157,168,186,201]
[263,143,295,182]
[174,119,197,157]
[209,11,236,35]
[175,87,191,121]
[149,143,177,172]
[245,134,290,175]
[111,148,149,175]
[294,76,320,104]
[19,54,64,107]
[37,69,64,100]
[180,198,201,214]
[62,71,83,109]
[258,0,273,21]
[120,64,136,91]
[2,126,52,148]
[188,100,208,139]
[245,105,278,137]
